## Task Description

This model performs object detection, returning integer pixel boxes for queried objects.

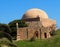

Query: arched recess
[26,29,28,39]
[44,32,47,38]
[34,31,38,39]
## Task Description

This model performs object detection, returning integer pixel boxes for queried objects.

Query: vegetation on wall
[8,20,28,27]
[8,20,28,40]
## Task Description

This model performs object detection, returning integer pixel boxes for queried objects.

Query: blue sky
[0,0,60,28]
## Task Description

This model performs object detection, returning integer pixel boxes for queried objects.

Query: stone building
[17,8,56,40]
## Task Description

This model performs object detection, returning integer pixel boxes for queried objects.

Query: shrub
[29,37,35,42]
[0,38,17,47]
[50,30,56,36]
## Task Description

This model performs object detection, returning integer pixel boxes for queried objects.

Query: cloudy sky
[0,0,60,28]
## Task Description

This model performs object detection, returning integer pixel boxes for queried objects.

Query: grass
[15,30,60,47]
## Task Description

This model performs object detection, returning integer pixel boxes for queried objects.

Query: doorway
[44,33,47,38]
[34,31,38,39]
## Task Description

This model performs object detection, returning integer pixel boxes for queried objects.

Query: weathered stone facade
[17,8,56,40]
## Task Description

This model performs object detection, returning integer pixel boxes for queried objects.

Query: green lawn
[15,30,60,47]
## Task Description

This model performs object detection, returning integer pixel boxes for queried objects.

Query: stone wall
[17,27,53,40]
[17,27,41,40]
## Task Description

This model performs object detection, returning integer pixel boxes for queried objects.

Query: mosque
[17,8,56,40]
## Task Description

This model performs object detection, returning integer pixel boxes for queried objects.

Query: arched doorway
[34,31,38,39]
[44,33,47,38]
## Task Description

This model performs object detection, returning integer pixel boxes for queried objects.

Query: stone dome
[22,8,48,19]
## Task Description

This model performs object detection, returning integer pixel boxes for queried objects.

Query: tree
[0,31,12,42]
[8,20,28,40]
[0,23,11,34]
[0,23,17,46]
[0,23,17,47]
